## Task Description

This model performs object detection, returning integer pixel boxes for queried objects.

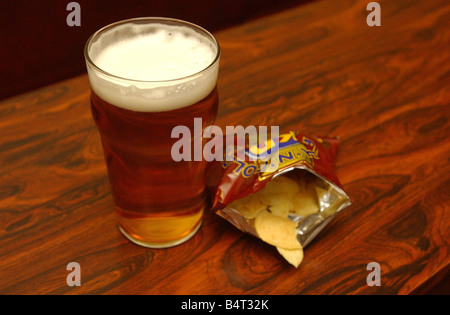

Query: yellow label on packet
[256,134,320,179]
[222,132,320,180]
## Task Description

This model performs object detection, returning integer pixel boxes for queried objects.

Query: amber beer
[84,18,220,248]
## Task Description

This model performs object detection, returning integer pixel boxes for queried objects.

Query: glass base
[118,220,202,249]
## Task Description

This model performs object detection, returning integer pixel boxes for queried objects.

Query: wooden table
[1,0,449,295]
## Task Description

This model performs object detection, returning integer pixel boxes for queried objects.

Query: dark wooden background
[0,0,306,101]
[0,0,449,295]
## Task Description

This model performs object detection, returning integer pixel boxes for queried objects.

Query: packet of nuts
[207,131,351,267]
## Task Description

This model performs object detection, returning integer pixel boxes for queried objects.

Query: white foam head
[85,18,220,112]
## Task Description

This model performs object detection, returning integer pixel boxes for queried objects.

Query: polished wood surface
[0,0,449,295]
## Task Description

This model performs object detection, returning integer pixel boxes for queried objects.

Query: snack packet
[207,130,351,267]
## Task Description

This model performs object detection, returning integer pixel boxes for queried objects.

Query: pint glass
[84,18,220,248]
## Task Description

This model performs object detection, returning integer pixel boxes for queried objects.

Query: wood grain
[0,0,449,295]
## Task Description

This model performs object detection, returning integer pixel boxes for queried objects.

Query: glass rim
[84,17,221,84]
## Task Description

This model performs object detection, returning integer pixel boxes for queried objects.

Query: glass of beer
[84,17,220,248]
